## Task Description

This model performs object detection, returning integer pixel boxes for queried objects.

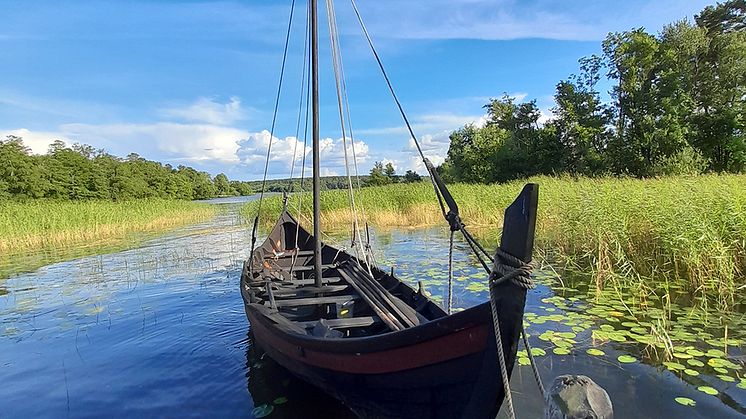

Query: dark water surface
[1,201,744,418]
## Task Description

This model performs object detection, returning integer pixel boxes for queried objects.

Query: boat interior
[243,212,448,339]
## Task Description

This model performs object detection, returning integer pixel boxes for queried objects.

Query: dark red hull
[245,299,518,419]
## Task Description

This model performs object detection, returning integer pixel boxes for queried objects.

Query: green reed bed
[243,174,746,305]
[0,199,217,276]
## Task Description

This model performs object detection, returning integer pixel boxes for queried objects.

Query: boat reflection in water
[245,331,356,419]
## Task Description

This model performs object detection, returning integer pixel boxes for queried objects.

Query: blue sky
[1,0,714,180]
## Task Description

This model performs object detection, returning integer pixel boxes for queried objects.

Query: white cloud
[160,97,246,125]
[236,130,370,177]
[60,122,243,164]
[0,128,71,154]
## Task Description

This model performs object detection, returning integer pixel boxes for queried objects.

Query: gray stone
[544,375,613,419]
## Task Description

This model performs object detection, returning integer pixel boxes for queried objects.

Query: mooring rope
[522,327,546,399]
[489,282,516,419]
[488,247,539,419]
[447,230,454,314]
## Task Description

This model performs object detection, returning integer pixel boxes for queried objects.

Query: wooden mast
[311,0,323,286]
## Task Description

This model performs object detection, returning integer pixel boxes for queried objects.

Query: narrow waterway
[1,198,744,418]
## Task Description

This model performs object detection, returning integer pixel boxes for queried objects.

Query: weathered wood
[297,316,380,329]
[266,284,350,297]
[544,375,613,419]
[270,295,360,307]
[264,249,315,259]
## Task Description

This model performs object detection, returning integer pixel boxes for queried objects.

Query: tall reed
[0,199,216,256]
[242,174,746,305]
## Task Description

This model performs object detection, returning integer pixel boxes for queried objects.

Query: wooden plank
[271,295,359,307]
[283,263,337,272]
[265,311,307,334]
[263,250,315,260]
[338,268,403,331]
[297,316,380,329]
[247,276,342,287]
[268,285,350,297]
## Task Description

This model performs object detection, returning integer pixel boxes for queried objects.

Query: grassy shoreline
[243,174,746,306]
[0,199,217,277]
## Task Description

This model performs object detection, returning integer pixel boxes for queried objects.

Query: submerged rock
[544,375,613,419]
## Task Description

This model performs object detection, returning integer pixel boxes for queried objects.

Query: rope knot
[446,211,461,232]
[489,247,535,289]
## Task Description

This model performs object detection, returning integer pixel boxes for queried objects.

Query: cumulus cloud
[160,97,246,125]
[236,130,370,176]
[59,122,243,164]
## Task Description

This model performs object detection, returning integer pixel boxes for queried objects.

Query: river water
[1,198,744,418]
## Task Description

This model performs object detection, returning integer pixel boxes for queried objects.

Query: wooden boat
[240,184,537,418]
[241,1,539,417]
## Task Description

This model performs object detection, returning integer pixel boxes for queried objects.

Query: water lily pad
[663,361,686,371]
[697,386,718,396]
[272,397,288,405]
[557,331,577,339]
[252,404,275,418]
[674,397,696,407]
[599,324,615,332]
[686,348,705,357]
[518,357,530,366]
[673,352,693,359]
[587,348,605,356]
[717,375,735,383]
[553,348,571,355]
[621,321,638,328]
[714,367,729,374]
[687,359,704,367]
[608,333,627,342]
[706,349,726,358]
[737,380,746,390]
[530,348,547,357]
[683,369,699,376]
[618,355,637,364]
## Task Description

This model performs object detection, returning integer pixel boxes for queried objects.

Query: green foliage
[245,173,746,305]
[368,161,393,186]
[0,137,253,201]
[442,1,746,182]
[403,170,422,183]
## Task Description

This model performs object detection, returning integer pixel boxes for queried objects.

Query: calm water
[1,200,744,418]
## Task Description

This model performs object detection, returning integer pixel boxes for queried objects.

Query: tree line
[0,137,254,200]
[440,1,746,183]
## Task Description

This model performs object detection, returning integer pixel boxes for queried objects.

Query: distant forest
[440,1,746,183]
[0,137,254,201]
[0,136,423,201]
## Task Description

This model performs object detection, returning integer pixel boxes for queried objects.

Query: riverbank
[242,174,746,306]
[0,199,217,277]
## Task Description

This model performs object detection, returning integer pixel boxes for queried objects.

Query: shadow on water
[245,331,355,418]
[0,198,744,418]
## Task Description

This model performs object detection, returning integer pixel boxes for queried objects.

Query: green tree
[0,136,48,199]
[367,161,391,186]
[548,55,613,175]
[383,162,396,181]
[403,170,422,183]
[214,173,237,196]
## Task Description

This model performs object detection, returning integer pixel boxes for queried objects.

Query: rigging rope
[255,0,296,220]
[326,0,367,267]
[250,0,296,270]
